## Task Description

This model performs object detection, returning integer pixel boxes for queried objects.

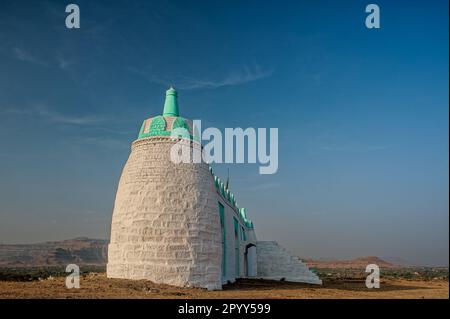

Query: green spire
[163,86,179,117]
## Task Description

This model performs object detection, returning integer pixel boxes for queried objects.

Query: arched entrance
[244,243,256,277]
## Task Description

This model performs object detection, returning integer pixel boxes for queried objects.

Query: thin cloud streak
[320,144,390,152]
[35,106,103,125]
[56,55,73,70]
[12,46,74,70]
[83,136,129,150]
[1,105,105,126]
[12,47,48,66]
[129,65,273,90]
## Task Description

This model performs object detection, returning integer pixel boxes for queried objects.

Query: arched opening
[245,243,256,277]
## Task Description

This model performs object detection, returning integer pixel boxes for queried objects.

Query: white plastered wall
[107,137,222,290]
[217,195,257,284]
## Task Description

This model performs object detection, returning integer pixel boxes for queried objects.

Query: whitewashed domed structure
[107,88,321,289]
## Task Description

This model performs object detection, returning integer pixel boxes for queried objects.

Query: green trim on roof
[138,116,168,139]
[171,117,190,139]
[212,171,254,229]
[218,202,226,279]
[137,88,198,141]
[163,87,179,117]
[138,120,146,137]
[172,117,189,131]
[150,115,166,131]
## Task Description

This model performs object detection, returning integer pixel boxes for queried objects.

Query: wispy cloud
[56,54,73,70]
[2,105,129,150]
[320,144,390,152]
[12,46,75,70]
[2,105,104,126]
[83,136,129,150]
[35,105,103,125]
[12,47,48,66]
[88,126,135,135]
[0,107,34,116]
[129,64,273,90]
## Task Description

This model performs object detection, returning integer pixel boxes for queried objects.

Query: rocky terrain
[0,238,447,299]
[0,237,107,267]
[0,273,447,299]
[0,237,409,269]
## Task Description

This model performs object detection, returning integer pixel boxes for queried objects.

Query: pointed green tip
[163,87,179,117]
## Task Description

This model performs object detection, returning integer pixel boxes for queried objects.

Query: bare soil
[0,273,447,299]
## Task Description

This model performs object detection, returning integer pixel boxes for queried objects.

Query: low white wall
[256,241,322,285]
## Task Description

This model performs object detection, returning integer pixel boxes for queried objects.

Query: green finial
[163,86,179,117]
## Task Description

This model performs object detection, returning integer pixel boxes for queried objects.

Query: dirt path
[0,273,447,299]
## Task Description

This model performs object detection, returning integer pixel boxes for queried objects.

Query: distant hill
[381,256,415,267]
[0,237,108,267]
[0,238,404,270]
[304,256,400,269]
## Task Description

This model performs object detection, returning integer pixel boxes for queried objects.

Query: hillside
[0,237,402,270]
[0,237,108,267]
[304,256,399,269]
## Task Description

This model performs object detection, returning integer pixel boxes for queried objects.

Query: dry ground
[0,273,447,299]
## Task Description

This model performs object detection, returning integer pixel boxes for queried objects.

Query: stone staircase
[256,241,322,285]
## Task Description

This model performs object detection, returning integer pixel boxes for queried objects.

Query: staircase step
[256,241,322,285]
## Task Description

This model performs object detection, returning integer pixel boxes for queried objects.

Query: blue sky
[0,0,448,266]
